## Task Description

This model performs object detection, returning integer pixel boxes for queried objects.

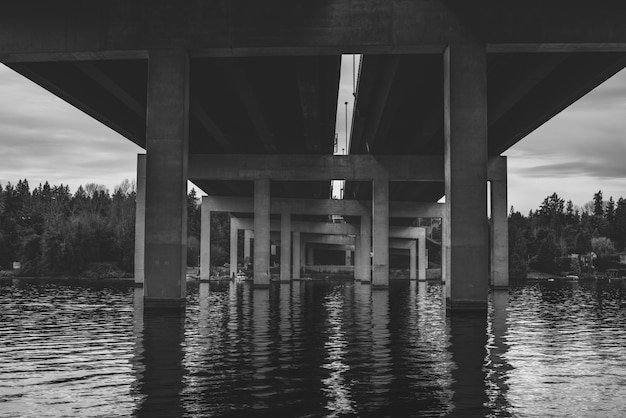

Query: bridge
[2,1,626,310]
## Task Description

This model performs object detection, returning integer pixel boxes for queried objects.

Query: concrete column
[254,179,271,287]
[230,218,238,278]
[345,250,351,266]
[358,213,372,282]
[307,247,314,266]
[372,175,389,287]
[292,231,301,279]
[410,241,417,280]
[200,199,211,281]
[418,228,427,281]
[134,154,146,285]
[244,229,252,265]
[280,212,291,282]
[354,232,362,280]
[491,159,509,288]
[442,218,448,284]
[144,49,189,309]
[300,234,306,272]
[444,42,489,311]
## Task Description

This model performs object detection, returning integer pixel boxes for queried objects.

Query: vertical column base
[144,297,187,310]
[445,298,488,311]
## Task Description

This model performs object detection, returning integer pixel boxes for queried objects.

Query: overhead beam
[5,2,626,62]
[7,63,141,144]
[296,57,322,153]
[190,154,506,182]
[362,55,400,152]
[231,217,426,239]
[189,97,235,152]
[219,60,276,152]
[488,54,570,125]
[189,154,443,181]
[202,196,444,218]
[72,61,145,117]
[232,217,359,235]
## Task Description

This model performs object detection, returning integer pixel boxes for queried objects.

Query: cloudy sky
[1,59,625,214]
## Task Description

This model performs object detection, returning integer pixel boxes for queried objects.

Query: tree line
[0,179,230,276]
[509,190,626,278]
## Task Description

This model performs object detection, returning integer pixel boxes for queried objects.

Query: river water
[1,278,626,417]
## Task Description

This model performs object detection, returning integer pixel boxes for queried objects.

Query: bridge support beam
[230,218,238,278]
[490,158,509,288]
[200,200,211,281]
[254,179,271,287]
[143,49,189,309]
[410,241,417,280]
[418,232,427,281]
[444,42,489,311]
[292,231,301,279]
[280,212,292,282]
[372,176,389,287]
[244,229,252,266]
[134,154,146,285]
[357,213,372,282]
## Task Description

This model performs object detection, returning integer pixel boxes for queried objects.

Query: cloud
[0,64,142,193]
[505,68,626,212]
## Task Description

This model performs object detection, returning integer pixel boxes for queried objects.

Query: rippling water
[1,278,626,417]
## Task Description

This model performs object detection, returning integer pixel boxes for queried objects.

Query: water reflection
[321,288,354,416]
[485,289,513,416]
[135,308,186,417]
[447,310,489,417]
[3,279,626,416]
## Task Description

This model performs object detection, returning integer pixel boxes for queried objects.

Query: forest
[509,190,626,279]
[1,178,625,279]
[0,179,229,277]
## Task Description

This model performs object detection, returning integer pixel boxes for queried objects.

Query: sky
[1,58,626,214]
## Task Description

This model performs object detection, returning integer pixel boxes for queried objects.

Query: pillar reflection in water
[369,288,392,410]
[486,289,513,415]
[322,288,355,415]
[447,310,489,417]
[134,306,186,417]
[278,283,292,361]
[251,287,271,408]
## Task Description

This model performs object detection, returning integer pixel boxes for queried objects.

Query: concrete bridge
[3,1,626,310]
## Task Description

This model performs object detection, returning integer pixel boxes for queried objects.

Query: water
[1,278,626,417]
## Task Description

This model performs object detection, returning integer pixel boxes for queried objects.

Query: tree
[591,236,616,259]
[606,196,615,222]
[509,222,528,279]
[593,190,604,217]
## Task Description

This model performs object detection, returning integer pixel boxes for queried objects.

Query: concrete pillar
[357,213,372,282]
[134,154,146,285]
[300,234,306,272]
[418,228,427,281]
[254,179,271,287]
[491,159,509,288]
[372,175,389,287]
[292,231,301,279]
[410,241,417,280]
[444,42,489,311]
[144,49,189,309]
[307,247,314,266]
[200,200,211,281]
[230,218,238,278]
[244,229,252,265]
[345,250,351,266]
[280,212,291,282]
[354,232,362,280]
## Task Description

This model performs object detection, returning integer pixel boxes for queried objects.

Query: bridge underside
[3,1,626,310]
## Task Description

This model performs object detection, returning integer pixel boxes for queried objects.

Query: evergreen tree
[593,190,604,217]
